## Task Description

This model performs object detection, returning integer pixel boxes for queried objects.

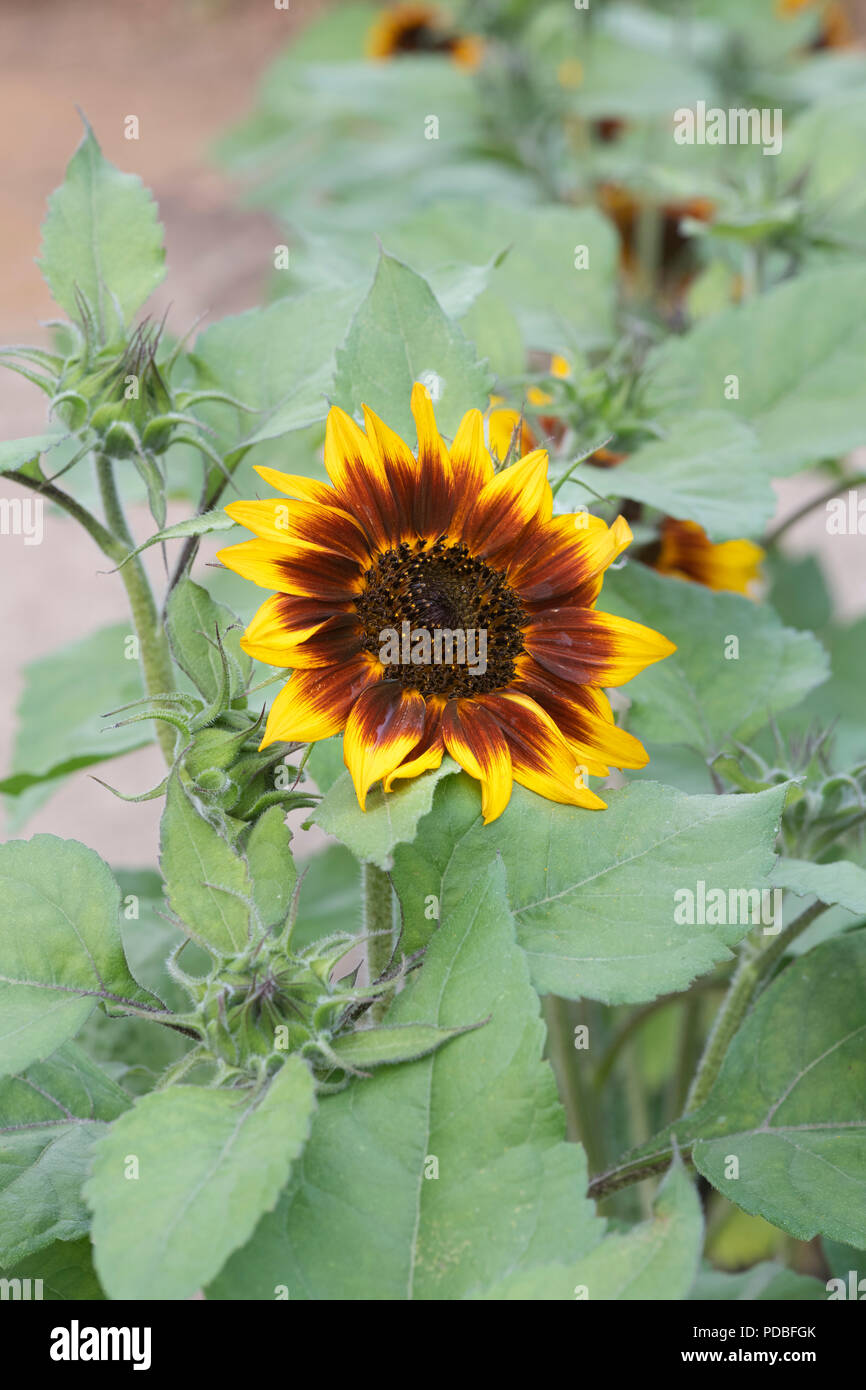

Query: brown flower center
[355,537,526,697]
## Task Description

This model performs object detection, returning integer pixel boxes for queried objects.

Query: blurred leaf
[388,201,619,356]
[767,551,832,633]
[644,267,866,475]
[690,1261,827,1300]
[292,844,359,953]
[0,623,146,805]
[770,858,866,915]
[0,1237,105,1300]
[592,414,773,541]
[773,617,866,769]
[780,90,866,252]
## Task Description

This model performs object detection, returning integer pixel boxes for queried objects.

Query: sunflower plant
[1,16,865,1305]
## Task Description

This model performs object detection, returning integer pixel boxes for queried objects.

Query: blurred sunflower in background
[366,3,483,69]
[218,386,675,823]
[654,518,765,596]
[777,0,854,48]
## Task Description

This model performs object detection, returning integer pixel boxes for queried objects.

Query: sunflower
[218,386,675,824]
[655,519,764,596]
[776,0,852,48]
[365,3,483,69]
[598,184,716,277]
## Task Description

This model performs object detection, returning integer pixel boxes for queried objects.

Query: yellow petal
[343,684,427,810]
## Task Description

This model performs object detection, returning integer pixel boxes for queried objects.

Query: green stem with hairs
[95,453,177,765]
[7,467,123,560]
[764,471,866,547]
[363,862,395,1023]
[684,899,827,1113]
[589,900,829,1201]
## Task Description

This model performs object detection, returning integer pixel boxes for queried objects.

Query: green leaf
[77,869,203,1089]
[311,760,459,870]
[388,201,619,356]
[601,564,829,759]
[767,551,833,634]
[242,805,297,932]
[0,1237,105,1300]
[0,432,68,473]
[291,843,359,952]
[113,509,236,569]
[770,858,866,916]
[159,771,253,954]
[589,414,773,541]
[209,860,605,1299]
[165,576,251,703]
[643,266,866,475]
[474,1156,703,1300]
[675,930,866,1247]
[85,1056,316,1301]
[690,1261,828,1301]
[39,120,165,337]
[328,1020,485,1072]
[0,622,147,805]
[0,1043,129,1263]
[333,253,494,441]
[393,775,787,1004]
[305,734,347,794]
[459,289,525,380]
[780,89,866,252]
[0,837,160,1076]
[774,617,866,769]
[191,288,360,450]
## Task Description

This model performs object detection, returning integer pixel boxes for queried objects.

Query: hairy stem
[164,445,248,607]
[363,862,395,1024]
[589,901,829,1201]
[6,467,123,560]
[96,454,177,765]
[764,471,866,547]
[684,900,827,1113]
[588,1147,684,1201]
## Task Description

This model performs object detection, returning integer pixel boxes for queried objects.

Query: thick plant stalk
[684,899,827,1113]
[96,454,177,765]
[363,862,395,1023]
